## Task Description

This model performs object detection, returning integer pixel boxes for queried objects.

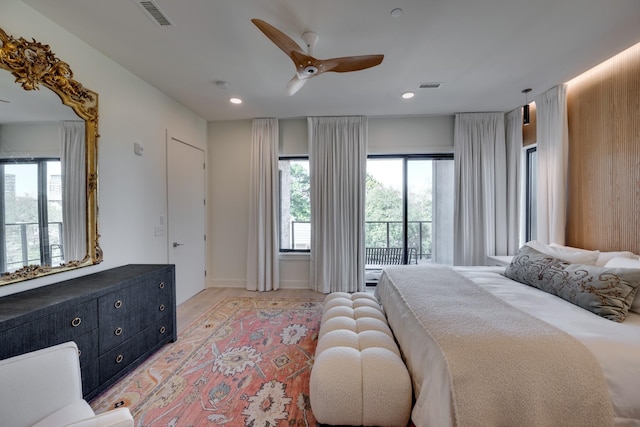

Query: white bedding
[375,265,640,427]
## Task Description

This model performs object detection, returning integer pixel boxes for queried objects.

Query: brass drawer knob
[158,282,165,290]
[115,354,124,363]
[114,300,123,309]
[114,327,123,336]
[159,326,166,334]
[159,304,165,312]
[71,317,82,327]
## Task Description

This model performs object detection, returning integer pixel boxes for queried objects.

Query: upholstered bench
[310,292,412,427]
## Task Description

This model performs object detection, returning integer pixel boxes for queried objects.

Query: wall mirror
[0,26,101,286]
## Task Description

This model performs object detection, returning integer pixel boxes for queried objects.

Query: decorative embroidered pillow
[505,245,640,322]
[605,257,640,314]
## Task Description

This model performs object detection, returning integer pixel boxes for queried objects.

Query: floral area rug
[90,296,324,426]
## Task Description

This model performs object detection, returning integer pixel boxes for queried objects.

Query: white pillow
[595,251,640,267]
[549,243,588,252]
[605,257,640,314]
[605,257,640,269]
[550,243,639,266]
[526,241,600,265]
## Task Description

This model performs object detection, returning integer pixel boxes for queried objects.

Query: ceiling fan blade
[251,19,309,64]
[319,54,384,73]
[285,74,307,96]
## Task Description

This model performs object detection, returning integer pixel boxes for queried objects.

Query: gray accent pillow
[505,245,640,322]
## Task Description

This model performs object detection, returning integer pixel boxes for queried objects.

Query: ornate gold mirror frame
[0,27,101,285]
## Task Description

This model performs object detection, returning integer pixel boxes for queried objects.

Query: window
[279,157,310,252]
[525,146,537,241]
[365,154,454,282]
[278,154,455,264]
[0,159,63,272]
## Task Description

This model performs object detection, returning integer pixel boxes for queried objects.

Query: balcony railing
[289,220,432,261]
[2,222,64,272]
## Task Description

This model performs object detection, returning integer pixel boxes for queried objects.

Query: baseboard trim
[208,279,311,289]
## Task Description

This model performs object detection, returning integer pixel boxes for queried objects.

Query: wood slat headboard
[566,43,640,254]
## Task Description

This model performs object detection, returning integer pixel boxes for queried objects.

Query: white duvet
[376,265,640,427]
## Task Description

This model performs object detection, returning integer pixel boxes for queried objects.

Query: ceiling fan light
[303,66,318,75]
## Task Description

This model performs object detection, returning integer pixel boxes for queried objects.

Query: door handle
[173,242,184,248]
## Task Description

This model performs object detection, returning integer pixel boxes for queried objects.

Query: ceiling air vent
[135,0,175,27]
[418,82,443,89]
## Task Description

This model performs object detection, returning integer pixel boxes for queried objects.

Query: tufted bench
[310,292,412,427]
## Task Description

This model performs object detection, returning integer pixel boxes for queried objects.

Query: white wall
[0,122,60,158]
[207,116,454,289]
[207,120,252,287]
[0,0,207,297]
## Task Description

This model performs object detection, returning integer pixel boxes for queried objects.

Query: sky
[4,161,61,198]
[367,158,433,193]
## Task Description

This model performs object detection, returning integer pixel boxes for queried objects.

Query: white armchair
[0,341,133,427]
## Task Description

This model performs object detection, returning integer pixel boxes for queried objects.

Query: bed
[375,245,640,427]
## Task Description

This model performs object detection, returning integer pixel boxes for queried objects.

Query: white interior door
[167,135,205,305]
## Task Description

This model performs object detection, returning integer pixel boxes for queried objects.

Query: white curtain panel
[534,85,568,245]
[505,108,523,254]
[60,121,86,262]
[308,116,367,293]
[246,118,280,291]
[453,112,508,266]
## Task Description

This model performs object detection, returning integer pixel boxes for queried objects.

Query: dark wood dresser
[0,264,176,400]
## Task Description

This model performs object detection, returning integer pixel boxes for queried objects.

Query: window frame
[0,157,61,272]
[525,146,537,242]
[278,155,311,253]
[366,153,454,264]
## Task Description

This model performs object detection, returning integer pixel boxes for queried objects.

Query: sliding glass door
[365,155,454,283]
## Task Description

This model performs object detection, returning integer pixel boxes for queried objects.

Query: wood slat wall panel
[566,43,640,254]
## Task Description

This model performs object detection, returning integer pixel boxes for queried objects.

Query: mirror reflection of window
[0,120,86,274]
[0,159,63,272]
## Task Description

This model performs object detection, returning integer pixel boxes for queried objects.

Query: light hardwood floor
[176,287,326,334]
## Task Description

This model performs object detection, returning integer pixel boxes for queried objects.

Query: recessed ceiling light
[229,97,242,104]
[401,91,415,99]
[390,8,403,17]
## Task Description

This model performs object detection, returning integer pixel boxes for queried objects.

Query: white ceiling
[19,0,640,121]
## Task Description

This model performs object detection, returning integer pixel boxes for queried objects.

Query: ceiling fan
[251,18,384,95]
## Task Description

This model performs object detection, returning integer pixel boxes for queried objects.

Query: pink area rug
[90,296,324,426]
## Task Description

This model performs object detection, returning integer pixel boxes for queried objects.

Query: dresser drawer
[153,295,171,322]
[74,329,99,367]
[145,272,173,299]
[99,336,142,383]
[0,319,49,360]
[99,309,150,353]
[81,361,100,397]
[143,317,174,349]
[98,285,147,322]
[49,300,98,343]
